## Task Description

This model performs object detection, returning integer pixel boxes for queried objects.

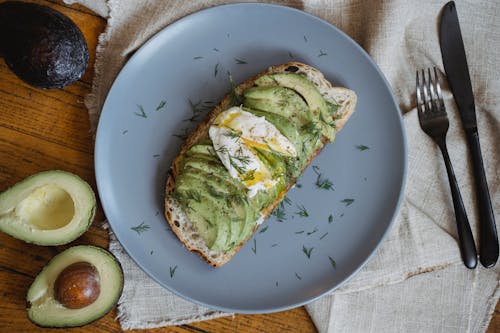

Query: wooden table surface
[0,1,497,332]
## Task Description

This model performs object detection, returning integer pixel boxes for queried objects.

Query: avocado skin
[0,2,89,89]
[26,246,124,328]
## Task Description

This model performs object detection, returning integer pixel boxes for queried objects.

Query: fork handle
[466,131,498,268]
[438,142,478,269]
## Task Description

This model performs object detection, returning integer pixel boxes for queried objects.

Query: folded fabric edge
[478,281,500,332]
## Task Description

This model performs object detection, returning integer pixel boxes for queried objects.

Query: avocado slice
[243,86,311,125]
[0,170,96,245]
[26,245,123,328]
[254,73,335,141]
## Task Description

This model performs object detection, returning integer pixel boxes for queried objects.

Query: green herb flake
[302,245,314,259]
[303,35,308,42]
[296,183,302,188]
[283,196,292,206]
[169,265,178,278]
[228,72,243,106]
[134,104,147,118]
[295,272,302,280]
[341,198,354,206]
[295,204,309,217]
[319,232,328,240]
[271,205,286,222]
[213,48,220,52]
[328,256,337,270]
[150,250,154,255]
[185,99,214,122]
[122,130,128,135]
[131,222,150,234]
[193,56,203,60]
[235,58,247,64]
[214,63,220,77]
[251,238,257,254]
[271,243,279,248]
[340,213,345,218]
[275,281,279,287]
[356,145,370,151]
[312,165,334,190]
[153,154,160,158]
[307,228,318,236]
[318,49,328,57]
[288,51,294,58]
[259,225,269,234]
[328,214,334,223]
[172,128,189,140]
[156,100,167,111]
[295,230,305,234]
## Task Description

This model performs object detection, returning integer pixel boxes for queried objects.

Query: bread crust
[164,62,356,267]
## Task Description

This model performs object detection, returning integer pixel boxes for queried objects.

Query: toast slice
[165,62,357,267]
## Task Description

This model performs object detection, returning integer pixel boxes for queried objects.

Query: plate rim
[94,2,408,314]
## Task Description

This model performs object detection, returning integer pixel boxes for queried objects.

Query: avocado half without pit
[0,1,89,89]
[27,246,124,328]
[0,170,96,245]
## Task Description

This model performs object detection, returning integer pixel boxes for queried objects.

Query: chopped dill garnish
[214,63,220,77]
[134,104,147,118]
[319,232,328,240]
[295,204,309,217]
[328,214,334,223]
[241,169,256,181]
[295,272,302,280]
[131,222,150,234]
[302,245,314,258]
[283,196,292,205]
[184,99,214,122]
[312,165,334,191]
[156,100,167,111]
[271,243,279,248]
[259,225,269,233]
[271,204,286,222]
[288,51,294,58]
[228,72,243,106]
[235,58,247,64]
[356,145,370,151]
[172,128,189,140]
[251,238,257,254]
[328,256,337,269]
[307,228,318,236]
[213,48,220,52]
[295,230,305,234]
[169,265,178,278]
[193,56,203,60]
[341,198,354,206]
[303,35,308,42]
[223,129,241,141]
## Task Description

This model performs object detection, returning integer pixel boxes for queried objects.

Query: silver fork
[416,67,477,269]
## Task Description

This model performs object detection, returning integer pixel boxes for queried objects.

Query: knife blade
[439,1,498,268]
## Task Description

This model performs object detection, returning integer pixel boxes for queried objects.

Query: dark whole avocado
[0,1,89,89]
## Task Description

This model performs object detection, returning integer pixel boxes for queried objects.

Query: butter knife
[439,1,498,268]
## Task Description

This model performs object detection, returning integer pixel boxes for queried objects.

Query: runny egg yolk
[208,107,297,197]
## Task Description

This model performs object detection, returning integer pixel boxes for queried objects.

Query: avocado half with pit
[0,170,96,245]
[27,245,124,328]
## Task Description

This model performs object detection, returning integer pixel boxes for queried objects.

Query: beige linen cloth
[65,0,499,331]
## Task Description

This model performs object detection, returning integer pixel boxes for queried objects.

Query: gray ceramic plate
[95,3,407,313]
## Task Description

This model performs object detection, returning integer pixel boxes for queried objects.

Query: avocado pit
[54,262,100,309]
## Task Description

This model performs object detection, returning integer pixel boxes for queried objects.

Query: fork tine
[434,67,445,110]
[421,69,431,112]
[428,68,438,112]
[416,70,424,114]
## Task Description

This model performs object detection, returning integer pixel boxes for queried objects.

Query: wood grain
[0,1,497,332]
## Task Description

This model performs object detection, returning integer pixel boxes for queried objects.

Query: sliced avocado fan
[26,245,123,328]
[0,170,96,245]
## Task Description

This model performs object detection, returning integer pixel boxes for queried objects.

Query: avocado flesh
[0,170,96,245]
[172,73,337,253]
[26,245,123,328]
[243,86,311,125]
[255,73,336,141]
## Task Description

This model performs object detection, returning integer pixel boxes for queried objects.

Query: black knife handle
[439,142,477,269]
[466,131,498,267]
